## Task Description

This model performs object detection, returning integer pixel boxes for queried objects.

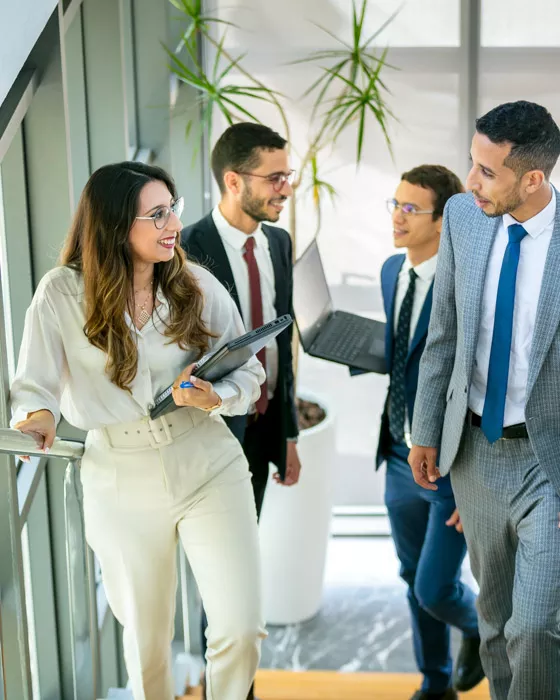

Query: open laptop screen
[293,240,333,349]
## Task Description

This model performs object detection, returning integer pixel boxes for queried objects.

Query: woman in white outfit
[10,161,267,700]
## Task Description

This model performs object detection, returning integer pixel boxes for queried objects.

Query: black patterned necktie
[389,268,418,443]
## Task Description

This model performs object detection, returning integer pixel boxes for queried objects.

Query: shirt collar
[74,271,85,302]
[403,253,438,282]
[155,285,167,306]
[212,205,266,251]
[503,186,556,239]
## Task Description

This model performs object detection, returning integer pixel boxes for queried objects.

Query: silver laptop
[293,240,386,373]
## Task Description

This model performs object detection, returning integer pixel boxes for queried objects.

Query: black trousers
[242,412,274,517]
[200,411,273,698]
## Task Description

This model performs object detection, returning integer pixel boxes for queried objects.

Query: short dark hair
[475,101,560,179]
[401,164,464,220]
[211,122,287,194]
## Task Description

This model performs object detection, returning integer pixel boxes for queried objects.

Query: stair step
[331,513,391,537]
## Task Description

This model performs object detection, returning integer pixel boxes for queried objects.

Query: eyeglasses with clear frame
[386,198,434,216]
[235,170,296,193]
[135,196,185,230]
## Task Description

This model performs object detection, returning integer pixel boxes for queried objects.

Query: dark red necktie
[243,237,269,414]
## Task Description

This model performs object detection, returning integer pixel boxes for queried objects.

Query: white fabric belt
[93,409,207,450]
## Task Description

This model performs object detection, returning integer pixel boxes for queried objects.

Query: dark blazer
[181,212,299,476]
[376,254,434,468]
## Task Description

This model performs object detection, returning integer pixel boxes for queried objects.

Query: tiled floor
[261,536,478,673]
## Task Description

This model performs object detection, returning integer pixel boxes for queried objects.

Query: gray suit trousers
[450,423,560,700]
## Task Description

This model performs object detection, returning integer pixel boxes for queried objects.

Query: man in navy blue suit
[378,166,483,699]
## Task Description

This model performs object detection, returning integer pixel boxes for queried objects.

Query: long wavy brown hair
[61,161,212,391]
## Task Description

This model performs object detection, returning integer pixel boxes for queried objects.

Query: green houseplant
[166,0,395,245]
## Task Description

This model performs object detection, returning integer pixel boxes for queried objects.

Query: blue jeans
[385,441,479,693]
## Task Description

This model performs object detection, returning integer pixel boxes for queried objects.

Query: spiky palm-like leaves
[166,0,395,241]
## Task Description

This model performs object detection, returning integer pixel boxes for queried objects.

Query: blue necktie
[481,223,528,443]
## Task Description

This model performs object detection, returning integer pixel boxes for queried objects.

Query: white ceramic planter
[258,389,336,625]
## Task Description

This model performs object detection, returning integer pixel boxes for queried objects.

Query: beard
[473,186,524,218]
[240,186,286,223]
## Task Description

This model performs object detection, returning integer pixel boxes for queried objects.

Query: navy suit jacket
[180,213,299,477]
[376,254,434,468]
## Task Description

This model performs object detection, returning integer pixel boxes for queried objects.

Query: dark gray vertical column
[133,0,206,223]
[60,2,91,209]
[24,38,73,283]
[0,128,34,365]
[459,0,481,178]
[82,0,129,170]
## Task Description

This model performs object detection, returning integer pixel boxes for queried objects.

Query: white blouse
[10,263,265,431]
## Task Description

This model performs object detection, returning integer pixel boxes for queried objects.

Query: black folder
[150,314,293,419]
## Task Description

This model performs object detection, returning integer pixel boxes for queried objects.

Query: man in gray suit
[409,100,560,700]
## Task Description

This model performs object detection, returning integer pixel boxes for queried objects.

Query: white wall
[0,0,57,105]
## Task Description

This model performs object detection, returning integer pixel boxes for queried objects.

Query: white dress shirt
[10,263,265,430]
[393,254,438,340]
[212,206,278,401]
[469,187,556,426]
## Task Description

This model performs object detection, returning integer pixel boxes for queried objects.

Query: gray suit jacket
[411,188,560,495]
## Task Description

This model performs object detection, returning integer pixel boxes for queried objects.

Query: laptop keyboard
[313,313,367,361]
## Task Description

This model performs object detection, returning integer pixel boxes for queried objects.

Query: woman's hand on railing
[14,409,56,461]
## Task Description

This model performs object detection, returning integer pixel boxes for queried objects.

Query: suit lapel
[383,256,404,372]
[199,215,242,316]
[262,225,284,316]
[463,215,501,382]
[527,189,560,396]
[407,282,433,360]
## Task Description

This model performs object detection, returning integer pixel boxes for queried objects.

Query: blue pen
[180,380,194,389]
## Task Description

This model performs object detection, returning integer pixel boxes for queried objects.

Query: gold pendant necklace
[132,279,153,328]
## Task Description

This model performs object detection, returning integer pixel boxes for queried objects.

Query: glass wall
[480,3,560,187]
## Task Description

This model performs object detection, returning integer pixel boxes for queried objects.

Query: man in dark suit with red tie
[181,122,301,700]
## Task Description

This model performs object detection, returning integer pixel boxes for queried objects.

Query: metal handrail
[0,427,96,700]
[0,428,84,460]
[1,427,197,697]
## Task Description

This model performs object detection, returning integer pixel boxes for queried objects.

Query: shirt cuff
[10,403,60,429]
[209,381,238,416]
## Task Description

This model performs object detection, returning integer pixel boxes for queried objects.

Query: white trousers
[80,408,266,700]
